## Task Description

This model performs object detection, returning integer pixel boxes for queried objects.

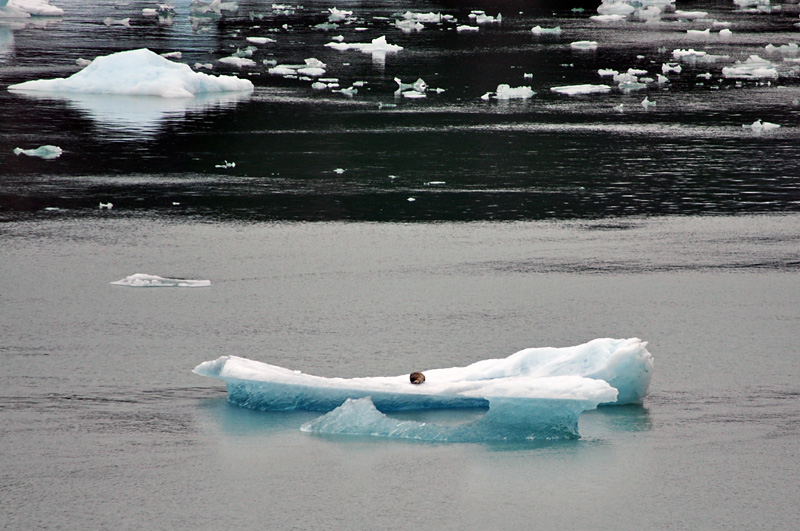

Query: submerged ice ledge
[194,338,653,442]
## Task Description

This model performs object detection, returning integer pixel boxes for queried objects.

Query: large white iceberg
[8,48,254,98]
[194,338,653,441]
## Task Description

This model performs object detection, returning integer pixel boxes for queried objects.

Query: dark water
[2,0,800,221]
[2,1,800,529]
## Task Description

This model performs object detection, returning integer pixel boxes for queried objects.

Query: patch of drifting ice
[325,36,402,54]
[111,273,211,288]
[571,41,598,50]
[551,84,611,95]
[531,25,561,35]
[13,145,62,159]
[1,0,64,17]
[8,48,254,98]
[743,119,780,132]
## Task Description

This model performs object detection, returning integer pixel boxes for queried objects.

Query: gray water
[2,0,800,529]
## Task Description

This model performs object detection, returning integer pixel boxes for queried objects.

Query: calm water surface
[2,0,800,529]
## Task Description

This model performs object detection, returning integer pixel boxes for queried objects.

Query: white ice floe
[13,145,62,159]
[662,62,682,74]
[112,273,211,288]
[641,96,657,109]
[1,0,64,17]
[8,48,254,98]
[686,28,710,38]
[456,25,479,32]
[571,41,598,50]
[765,43,800,55]
[722,55,778,79]
[743,119,780,132]
[494,84,535,99]
[674,10,708,19]
[597,1,636,16]
[394,77,427,93]
[103,17,131,27]
[246,36,276,44]
[99,202,113,209]
[531,25,561,35]
[590,14,627,22]
[325,36,402,54]
[551,84,612,95]
[598,68,619,77]
[194,338,653,441]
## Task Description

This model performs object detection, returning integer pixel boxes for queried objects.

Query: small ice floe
[722,55,778,79]
[550,84,611,96]
[246,36,276,44]
[686,28,711,38]
[111,274,211,288]
[471,11,502,25]
[330,35,344,42]
[456,25,479,32]
[161,51,182,59]
[219,55,255,67]
[99,202,113,209]
[194,62,213,70]
[743,119,780,132]
[13,145,63,159]
[614,103,624,113]
[325,36,403,54]
[493,84,535,100]
[104,17,131,27]
[215,160,235,168]
[765,43,800,55]
[401,91,426,99]
[394,77,427,94]
[332,86,357,96]
[76,58,92,68]
[674,10,708,19]
[719,28,733,38]
[597,1,635,16]
[697,72,713,80]
[425,181,445,185]
[641,96,657,109]
[396,19,424,32]
[598,68,619,77]
[590,14,627,22]
[662,62,682,74]
[327,7,352,23]
[571,41,598,50]
[531,25,561,35]
[407,197,416,202]
[333,168,345,174]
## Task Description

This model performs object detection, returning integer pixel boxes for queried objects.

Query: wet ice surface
[2,0,800,221]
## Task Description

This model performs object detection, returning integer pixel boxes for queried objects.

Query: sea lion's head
[410,371,425,384]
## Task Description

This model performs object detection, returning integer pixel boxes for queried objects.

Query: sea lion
[410,371,426,384]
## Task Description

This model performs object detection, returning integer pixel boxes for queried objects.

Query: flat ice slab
[111,273,211,288]
[8,48,254,98]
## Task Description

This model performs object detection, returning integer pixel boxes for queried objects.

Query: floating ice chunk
[75,58,92,67]
[311,81,327,90]
[495,84,535,99]
[193,338,653,416]
[219,55,255,67]
[330,34,344,42]
[641,96,656,109]
[662,62,682,74]
[673,48,707,61]
[215,160,235,168]
[456,25,479,32]
[614,103,624,112]
[246,36,276,44]
[719,28,732,38]
[571,41,598,50]
[697,72,712,80]
[103,17,131,27]
[598,68,619,77]
[99,202,113,209]
[627,68,648,76]
[425,181,445,185]
[590,14,626,22]
[13,145,62,159]
[407,197,416,202]
[686,28,710,38]
[722,55,778,79]
[112,273,211,288]
[597,2,635,16]
[657,74,669,84]
[394,77,427,93]
[325,36,402,54]
[301,394,601,442]
[332,86,357,96]
[531,25,561,35]
[8,49,254,98]
[160,51,182,60]
[674,10,708,19]
[401,90,426,99]
[551,84,611,95]
[327,7,352,23]
[474,13,501,24]
[765,43,800,55]
[395,19,423,32]
[194,62,213,70]
[2,0,64,17]
[743,119,780,132]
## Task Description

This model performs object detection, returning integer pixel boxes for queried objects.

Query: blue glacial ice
[194,338,653,441]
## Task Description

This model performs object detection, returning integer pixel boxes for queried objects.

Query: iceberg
[194,338,653,440]
[111,273,211,287]
[0,0,63,17]
[8,48,254,98]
